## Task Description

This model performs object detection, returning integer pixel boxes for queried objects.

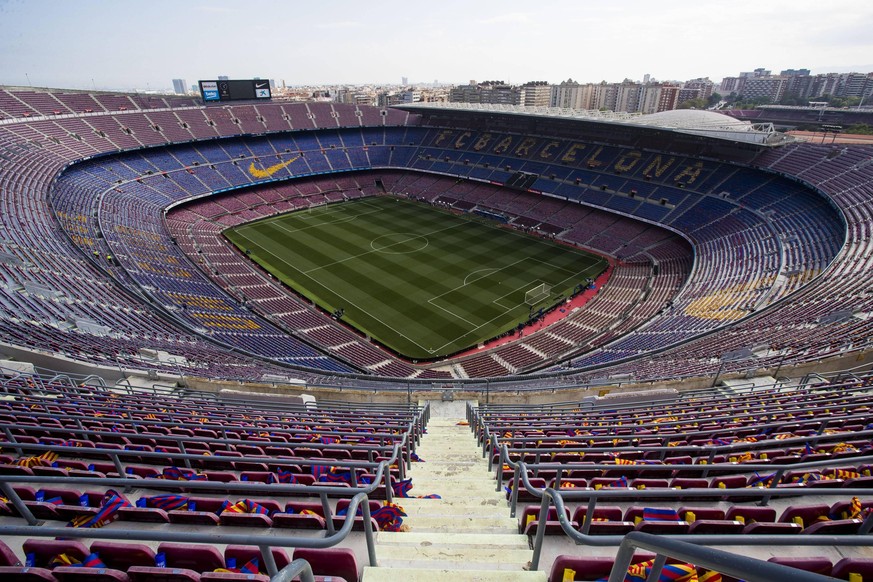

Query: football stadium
[1,87,873,581]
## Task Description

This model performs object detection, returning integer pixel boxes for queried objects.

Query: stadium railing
[527,484,873,570]
[0,489,377,578]
[602,530,835,582]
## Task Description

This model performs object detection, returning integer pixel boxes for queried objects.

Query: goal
[524,283,552,306]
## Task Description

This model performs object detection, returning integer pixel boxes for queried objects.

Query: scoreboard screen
[199,79,271,102]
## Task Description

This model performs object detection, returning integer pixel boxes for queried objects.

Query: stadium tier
[4,80,873,582]
[3,365,873,581]
[0,87,870,387]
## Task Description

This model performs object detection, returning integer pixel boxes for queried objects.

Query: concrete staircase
[362,417,547,581]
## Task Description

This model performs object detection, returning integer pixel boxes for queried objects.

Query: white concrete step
[376,545,533,566]
[403,514,518,532]
[407,476,498,489]
[376,558,530,571]
[402,505,506,520]
[376,531,530,549]
[400,497,505,512]
[362,566,546,582]
[366,414,534,579]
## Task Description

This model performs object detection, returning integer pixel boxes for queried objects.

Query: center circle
[370,233,429,254]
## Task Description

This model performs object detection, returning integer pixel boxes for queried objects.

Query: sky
[1,0,872,92]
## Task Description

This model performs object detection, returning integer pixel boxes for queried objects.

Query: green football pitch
[224,197,607,360]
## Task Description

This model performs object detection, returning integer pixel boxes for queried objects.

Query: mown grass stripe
[225,196,606,359]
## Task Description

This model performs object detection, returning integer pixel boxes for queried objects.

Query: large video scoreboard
[198,79,271,102]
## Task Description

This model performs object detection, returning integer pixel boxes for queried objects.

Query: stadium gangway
[0,489,377,578]
[0,468,389,540]
[0,437,404,510]
[111,379,429,417]
[11,384,427,424]
[470,388,871,424]
[604,530,834,582]
[0,410,421,462]
[468,378,873,423]
[468,382,773,416]
[499,445,873,517]
[3,369,429,427]
[4,350,860,398]
[527,484,873,571]
[5,379,423,421]
[4,375,428,425]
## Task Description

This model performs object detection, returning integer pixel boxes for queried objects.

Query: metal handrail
[606,531,835,582]
[0,490,377,578]
[0,439,402,480]
[528,486,873,570]
[498,438,873,498]
[499,442,873,516]
[473,388,873,427]
[487,425,873,472]
[1,421,408,460]
[2,405,416,442]
[471,384,873,433]
[271,559,316,582]
[0,443,403,516]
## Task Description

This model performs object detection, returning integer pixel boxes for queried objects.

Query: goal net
[524,283,552,306]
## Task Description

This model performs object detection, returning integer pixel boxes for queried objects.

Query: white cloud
[316,20,363,29]
[479,12,532,25]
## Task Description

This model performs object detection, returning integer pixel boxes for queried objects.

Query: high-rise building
[519,81,551,107]
[550,79,595,110]
[719,77,741,94]
[450,81,519,105]
[401,76,408,86]
[172,79,187,95]
[614,80,643,113]
[837,73,873,98]
[780,68,811,77]
[218,75,229,81]
[683,78,715,100]
[656,85,681,112]
[450,83,482,103]
[677,88,702,105]
[741,76,788,102]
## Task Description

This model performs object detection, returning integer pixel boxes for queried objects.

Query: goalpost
[524,283,552,306]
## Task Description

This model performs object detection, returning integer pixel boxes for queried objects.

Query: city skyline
[1,0,872,92]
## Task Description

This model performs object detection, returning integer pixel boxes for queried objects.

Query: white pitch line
[230,229,435,354]
[234,198,609,356]
[425,255,607,354]
[301,220,466,275]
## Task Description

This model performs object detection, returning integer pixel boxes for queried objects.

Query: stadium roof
[401,102,787,146]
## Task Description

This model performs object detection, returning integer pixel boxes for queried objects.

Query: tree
[678,97,707,109]
[845,123,873,135]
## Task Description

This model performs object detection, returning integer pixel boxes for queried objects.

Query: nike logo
[255,82,267,88]
[248,156,299,178]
